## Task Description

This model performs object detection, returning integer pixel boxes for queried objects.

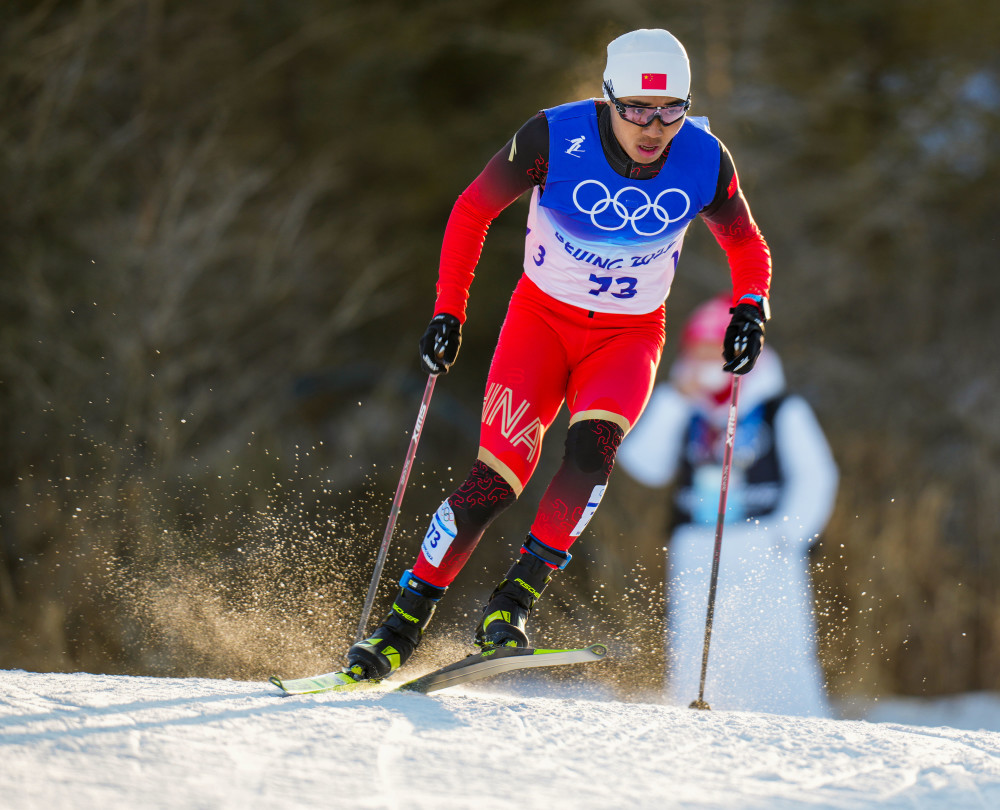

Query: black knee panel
[564,419,624,476]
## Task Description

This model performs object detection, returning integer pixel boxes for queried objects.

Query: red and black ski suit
[411,100,771,588]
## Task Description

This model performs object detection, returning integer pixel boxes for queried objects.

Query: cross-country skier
[344,28,773,682]
[619,295,839,716]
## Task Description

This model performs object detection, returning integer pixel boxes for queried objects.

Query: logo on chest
[572,179,691,236]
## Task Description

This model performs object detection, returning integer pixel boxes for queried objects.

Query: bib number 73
[588,273,638,299]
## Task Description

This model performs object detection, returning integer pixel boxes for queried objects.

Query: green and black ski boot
[347,570,446,679]
[475,534,571,649]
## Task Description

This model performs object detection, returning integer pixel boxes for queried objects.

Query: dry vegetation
[2,0,998,699]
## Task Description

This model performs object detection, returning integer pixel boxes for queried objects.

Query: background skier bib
[524,100,720,314]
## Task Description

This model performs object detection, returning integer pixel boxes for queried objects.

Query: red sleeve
[702,191,772,307]
[700,146,772,307]
[434,114,548,322]
[433,170,510,322]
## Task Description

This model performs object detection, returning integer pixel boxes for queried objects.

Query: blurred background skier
[619,295,838,716]
[343,29,772,684]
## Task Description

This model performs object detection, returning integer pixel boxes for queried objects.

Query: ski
[396,643,608,694]
[270,643,608,696]
[269,670,382,696]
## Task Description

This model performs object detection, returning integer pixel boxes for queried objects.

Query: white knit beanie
[603,29,690,99]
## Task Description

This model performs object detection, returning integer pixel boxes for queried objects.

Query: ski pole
[689,373,741,711]
[355,374,437,642]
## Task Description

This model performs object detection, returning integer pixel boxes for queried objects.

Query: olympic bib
[523,101,721,314]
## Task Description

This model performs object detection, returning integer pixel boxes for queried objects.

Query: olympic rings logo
[571,180,691,236]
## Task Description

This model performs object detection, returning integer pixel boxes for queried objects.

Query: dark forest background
[2,0,998,703]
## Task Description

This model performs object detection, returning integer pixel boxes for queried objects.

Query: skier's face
[609,95,686,164]
[675,341,731,400]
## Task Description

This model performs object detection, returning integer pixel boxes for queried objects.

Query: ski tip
[396,682,424,694]
[589,643,609,658]
[397,673,439,694]
[269,676,291,695]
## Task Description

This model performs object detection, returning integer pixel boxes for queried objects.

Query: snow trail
[2,669,1000,809]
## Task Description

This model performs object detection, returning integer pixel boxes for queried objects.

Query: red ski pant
[412,276,664,588]
[477,275,665,494]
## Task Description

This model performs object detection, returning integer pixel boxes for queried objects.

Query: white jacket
[619,349,839,716]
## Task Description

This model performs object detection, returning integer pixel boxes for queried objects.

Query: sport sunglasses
[604,81,691,127]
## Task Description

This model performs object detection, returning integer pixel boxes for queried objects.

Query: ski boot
[346,570,446,680]
[475,534,571,649]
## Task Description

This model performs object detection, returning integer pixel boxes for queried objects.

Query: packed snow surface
[3,668,1000,809]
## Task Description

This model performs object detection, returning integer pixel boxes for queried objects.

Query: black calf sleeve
[449,459,517,529]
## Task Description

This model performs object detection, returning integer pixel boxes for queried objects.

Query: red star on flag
[641,73,667,90]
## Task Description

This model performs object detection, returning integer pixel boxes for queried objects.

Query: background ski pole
[354,374,436,643]
[689,374,741,711]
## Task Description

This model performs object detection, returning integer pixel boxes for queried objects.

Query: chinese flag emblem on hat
[641,72,668,90]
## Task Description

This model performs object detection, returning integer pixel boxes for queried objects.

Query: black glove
[419,313,462,375]
[722,303,766,375]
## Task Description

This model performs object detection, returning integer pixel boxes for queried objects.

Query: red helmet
[680,294,731,349]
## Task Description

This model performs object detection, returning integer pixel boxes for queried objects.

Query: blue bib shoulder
[543,100,603,170]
